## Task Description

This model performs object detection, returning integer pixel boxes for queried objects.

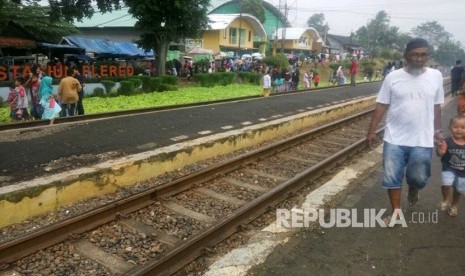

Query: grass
[0,61,379,124]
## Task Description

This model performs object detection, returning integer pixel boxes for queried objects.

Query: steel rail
[128,129,383,276]
[0,108,376,266]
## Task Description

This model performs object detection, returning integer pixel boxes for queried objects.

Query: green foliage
[101,80,116,95]
[263,54,290,70]
[118,81,135,96]
[0,2,78,43]
[359,59,376,75]
[194,58,211,73]
[157,84,178,92]
[412,21,451,49]
[139,75,152,92]
[306,13,328,35]
[149,77,163,92]
[161,75,178,86]
[0,96,6,108]
[126,0,211,75]
[92,87,106,97]
[240,0,266,23]
[127,78,143,90]
[434,40,465,66]
[237,72,261,85]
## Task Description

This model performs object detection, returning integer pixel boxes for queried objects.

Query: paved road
[1,82,379,184]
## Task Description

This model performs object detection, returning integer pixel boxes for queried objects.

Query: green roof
[75,1,226,28]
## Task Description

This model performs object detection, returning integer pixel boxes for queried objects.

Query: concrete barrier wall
[0,96,376,227]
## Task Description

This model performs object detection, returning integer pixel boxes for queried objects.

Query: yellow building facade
[203,14,267,54]
[271,27,322,56]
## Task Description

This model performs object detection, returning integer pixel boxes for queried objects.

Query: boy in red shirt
[313,72,320,87]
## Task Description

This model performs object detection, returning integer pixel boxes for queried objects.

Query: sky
[265,0,465,47]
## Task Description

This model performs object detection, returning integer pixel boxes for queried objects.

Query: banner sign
[0,65,134,81]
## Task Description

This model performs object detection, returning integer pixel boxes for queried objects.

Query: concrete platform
[204,95,465,275]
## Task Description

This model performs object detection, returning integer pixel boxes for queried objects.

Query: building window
[229,28,237,44]
[248,31,252,42]
[239,28,246,45]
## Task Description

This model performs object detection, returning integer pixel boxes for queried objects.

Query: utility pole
[281,1,288,53]
[238,0,242,57]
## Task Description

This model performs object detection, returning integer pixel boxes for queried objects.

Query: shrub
[161,75,178,86]
[0,96,6,108]
[101,80,116,95]
[108,88,118,97]
[149,77,163,92]
[128,78,143,90]
[92,87,106,97]
[118,81,135,95]
[194,72,236,87]
[237,72,261,85]
[263,53,289,69]
[140,75,151,92]
[194,73,213,87]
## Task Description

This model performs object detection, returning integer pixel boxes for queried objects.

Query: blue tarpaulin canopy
[60,36,154,58]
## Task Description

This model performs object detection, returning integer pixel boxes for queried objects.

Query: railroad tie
[74,240,135,275]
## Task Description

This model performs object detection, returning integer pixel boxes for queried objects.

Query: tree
[0,2,78,43]
[2,0,210,75]
[306,13,328,36]
[434,40,465,66]
[411,21,451,50]
[126,0,210,75]
[240,0,265,23]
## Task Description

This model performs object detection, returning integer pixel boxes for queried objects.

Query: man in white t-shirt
[262,71,271,97]
[366,38,444,227]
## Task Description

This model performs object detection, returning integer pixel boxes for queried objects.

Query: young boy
[436,115,465,216]
[313,72,320,87]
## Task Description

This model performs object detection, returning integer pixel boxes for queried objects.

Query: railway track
[1,109,382,275]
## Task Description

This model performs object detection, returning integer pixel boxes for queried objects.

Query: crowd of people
[7,66,85,124]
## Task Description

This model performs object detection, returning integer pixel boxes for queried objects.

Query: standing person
[58,68,81,117]
[7,83,20,122]
[39,76,62,125]
[15,77,29,120]
[450,60,464,95]
[284,69,292,91]
[293,67,300,90]
[262,70,271,97]
[73,69,85,115]
[366,38,444,226]
[336,66,346,85]
[350,57,358,86]
[29,74,43,120]
[313,72,320,87]
[436,115,465,217]
[303,70,310,89]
